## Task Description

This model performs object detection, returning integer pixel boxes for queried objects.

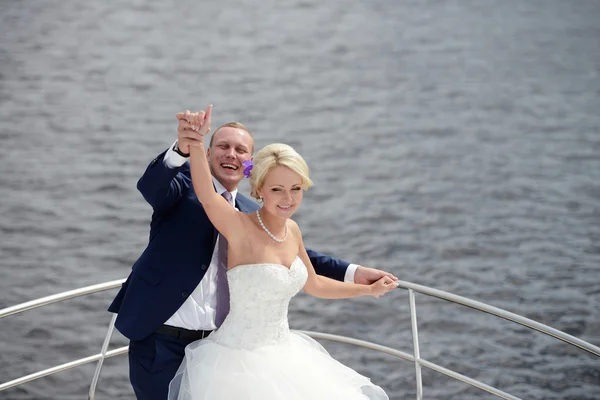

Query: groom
[108,108,398,400]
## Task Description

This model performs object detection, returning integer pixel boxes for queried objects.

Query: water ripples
[1,0,599,399]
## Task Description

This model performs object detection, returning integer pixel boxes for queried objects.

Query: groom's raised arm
[137,151,191,211]
[137,112,207,211]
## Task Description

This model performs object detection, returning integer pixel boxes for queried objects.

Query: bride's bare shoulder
[287,219,302,237]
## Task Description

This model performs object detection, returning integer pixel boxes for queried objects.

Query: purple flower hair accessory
[242,160,253,178]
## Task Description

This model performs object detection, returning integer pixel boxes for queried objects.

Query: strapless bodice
[207,257,308,350]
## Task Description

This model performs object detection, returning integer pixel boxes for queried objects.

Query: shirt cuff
[163,140,189,168]
[344,263,359,283]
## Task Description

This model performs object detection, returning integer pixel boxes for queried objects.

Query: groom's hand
[354,266,398,285]
[176,105,212,152]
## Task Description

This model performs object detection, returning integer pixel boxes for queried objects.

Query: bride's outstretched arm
[186,105,244,240]
[291,221,397,299]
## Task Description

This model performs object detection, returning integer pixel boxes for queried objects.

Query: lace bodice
[207,256,308,350]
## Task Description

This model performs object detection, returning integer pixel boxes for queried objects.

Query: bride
[168,105,396,399]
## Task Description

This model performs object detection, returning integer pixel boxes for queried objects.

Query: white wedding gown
[168,256,389,400]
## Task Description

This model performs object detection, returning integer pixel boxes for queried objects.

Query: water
[1,0,599,398]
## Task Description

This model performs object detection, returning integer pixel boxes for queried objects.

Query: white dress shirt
[162,141,358,330]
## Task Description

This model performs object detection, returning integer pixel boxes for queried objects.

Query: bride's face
[258,166,304,218]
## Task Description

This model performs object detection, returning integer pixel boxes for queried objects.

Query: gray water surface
[1,0,599,399]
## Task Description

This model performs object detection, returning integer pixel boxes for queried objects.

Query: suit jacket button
[182,291,189,298]
[201,264,208,271]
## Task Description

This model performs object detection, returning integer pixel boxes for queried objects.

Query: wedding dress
[168,256,389,399]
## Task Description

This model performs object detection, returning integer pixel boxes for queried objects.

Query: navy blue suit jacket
[108,151,350,341]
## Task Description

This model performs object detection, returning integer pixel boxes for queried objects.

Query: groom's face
[207,127,254,191]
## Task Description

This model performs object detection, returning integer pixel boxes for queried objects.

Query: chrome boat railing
[1,279,598,400]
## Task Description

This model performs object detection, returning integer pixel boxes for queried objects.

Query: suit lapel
[235,196,252,213]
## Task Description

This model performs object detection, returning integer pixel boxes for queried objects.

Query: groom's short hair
[209,122,255,154]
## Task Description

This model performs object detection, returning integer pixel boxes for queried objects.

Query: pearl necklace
[256,209,288,243]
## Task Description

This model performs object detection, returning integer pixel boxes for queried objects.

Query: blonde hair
[249,143,313,199]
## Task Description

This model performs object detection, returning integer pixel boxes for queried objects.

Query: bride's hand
[369,276,398,298]
[190,104,212,136]
[175,105,213,150]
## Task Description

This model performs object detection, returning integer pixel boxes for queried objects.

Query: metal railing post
[88,313,118,400]
[409,289,423,400]
[0,278,597,399]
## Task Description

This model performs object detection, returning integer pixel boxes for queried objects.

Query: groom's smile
[207,126,254,192]
[221,163,239,171]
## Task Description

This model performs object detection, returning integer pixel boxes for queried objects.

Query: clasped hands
[175,105,213,155]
